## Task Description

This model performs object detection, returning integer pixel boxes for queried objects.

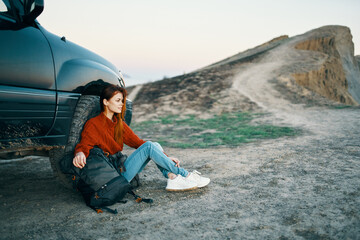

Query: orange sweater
[74,113,146,157]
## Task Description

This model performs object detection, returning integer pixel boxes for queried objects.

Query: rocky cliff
[292,26,360,105]
[128,25,360,120]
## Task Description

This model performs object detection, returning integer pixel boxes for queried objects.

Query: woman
[73,84,210,191]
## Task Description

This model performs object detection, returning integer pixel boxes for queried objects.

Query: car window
[0,0,10,12]
[0,0,16,22]
[0,0,11,12]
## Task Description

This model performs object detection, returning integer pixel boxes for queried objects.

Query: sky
[37,0,360,86]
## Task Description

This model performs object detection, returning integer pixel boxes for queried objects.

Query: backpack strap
[128,190,153,203]
[92,206,118,214]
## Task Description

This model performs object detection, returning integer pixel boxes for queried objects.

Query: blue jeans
[121,141,189,182]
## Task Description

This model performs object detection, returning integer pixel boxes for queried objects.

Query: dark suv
[0,0,132,185]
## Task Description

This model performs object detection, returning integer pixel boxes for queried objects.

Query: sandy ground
[1,45,359,238]
[0,106,359,239]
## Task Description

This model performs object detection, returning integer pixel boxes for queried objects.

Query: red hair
[100,84,127,145]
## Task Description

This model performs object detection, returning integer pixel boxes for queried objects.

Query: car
[0,0,132,186]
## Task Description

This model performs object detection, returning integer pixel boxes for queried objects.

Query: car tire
[49,95,101,189]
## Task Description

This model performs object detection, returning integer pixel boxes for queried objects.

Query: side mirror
[23,0,44,23]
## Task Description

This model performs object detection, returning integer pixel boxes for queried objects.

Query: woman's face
[103,92,124,114]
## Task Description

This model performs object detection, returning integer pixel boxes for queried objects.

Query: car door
[0,0,56,142]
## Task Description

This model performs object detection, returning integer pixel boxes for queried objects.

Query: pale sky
[37,0,360,86]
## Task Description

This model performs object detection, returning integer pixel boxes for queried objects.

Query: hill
[127,25,360,121]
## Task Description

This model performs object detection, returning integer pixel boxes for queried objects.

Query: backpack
[71,147,152,214]
[59,149,140,190]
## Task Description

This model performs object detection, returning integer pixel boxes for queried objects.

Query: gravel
[0,106,359,239]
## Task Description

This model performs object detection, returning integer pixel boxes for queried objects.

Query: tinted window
[0,0,9,11]
[0,0,16,23]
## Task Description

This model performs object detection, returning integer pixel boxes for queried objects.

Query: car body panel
[0,0,130,149]
[0,85,56,140]
[0,26,55,90]
[39,26,121,93]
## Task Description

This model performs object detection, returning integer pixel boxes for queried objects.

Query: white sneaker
[187,170,210,188]
[166,175,198,191]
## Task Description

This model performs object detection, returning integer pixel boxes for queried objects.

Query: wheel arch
[56,58,124,95]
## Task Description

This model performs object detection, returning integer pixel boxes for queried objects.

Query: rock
[293,26,360,105]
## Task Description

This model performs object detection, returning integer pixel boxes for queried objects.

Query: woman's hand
[73,151,87,169]
[169,157,180,167]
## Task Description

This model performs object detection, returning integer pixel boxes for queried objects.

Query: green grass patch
[132,112,300,149]
[330,105,353,109]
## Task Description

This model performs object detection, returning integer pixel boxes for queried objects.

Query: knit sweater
[74,113,146,157]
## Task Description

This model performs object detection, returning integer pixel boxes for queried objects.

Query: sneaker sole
[198,179,210,188]
[165,186,198,192]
